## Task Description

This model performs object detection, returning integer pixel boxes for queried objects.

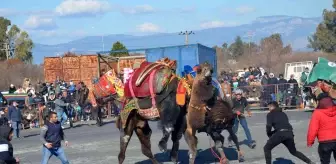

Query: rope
[208,135,226,164]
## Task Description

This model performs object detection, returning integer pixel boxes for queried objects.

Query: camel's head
[194,62,213,84]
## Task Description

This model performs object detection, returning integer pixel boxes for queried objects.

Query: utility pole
[0,42,10,60]
[246,31,255,57]
[179,31,195,45]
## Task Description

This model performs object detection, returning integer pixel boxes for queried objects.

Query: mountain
[33,15,321,64]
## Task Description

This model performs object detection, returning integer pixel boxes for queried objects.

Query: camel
[184,63,244,164]
[116,58,189,164]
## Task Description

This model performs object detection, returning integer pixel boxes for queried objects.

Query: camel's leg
[209,131,228,164]
[158,129,170,152]
[227,128,244,162]
[159,93,179,133]
[184,127,198,164]
[135,119,159,164]
[118,116,135,164]
[170,110,186,163]
[158,94,180,152]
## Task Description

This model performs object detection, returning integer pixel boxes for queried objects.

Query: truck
[143,43,217,77]
[284,61,314,83]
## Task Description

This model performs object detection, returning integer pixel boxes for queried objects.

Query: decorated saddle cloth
[120,77,178,128]
[124,62,171,98]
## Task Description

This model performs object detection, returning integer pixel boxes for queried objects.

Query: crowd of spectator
[0,80,91,132]
[218,66,304,108]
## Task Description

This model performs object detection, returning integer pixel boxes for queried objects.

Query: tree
[222,42,228,49]
[260,33,291,72]
[0,17,11,60]
[12,30,34,63]
[110,41,129,57]
[228,36,244,58]
[308,0,336,53]
[0,17,34,63]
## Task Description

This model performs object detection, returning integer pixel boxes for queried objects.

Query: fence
[220,82,313,110]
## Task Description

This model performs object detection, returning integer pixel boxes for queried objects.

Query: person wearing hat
[228,89,256,149]
[54,93,69,129]
[307,97,336,164]
[264,101,315,164]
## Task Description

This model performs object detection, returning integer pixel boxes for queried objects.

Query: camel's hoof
[158,140,167,152]
[170,153,178,163]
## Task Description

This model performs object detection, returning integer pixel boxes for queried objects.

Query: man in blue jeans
[8,101,22,139]
[40,111,69,164]
[54,93,69,129]
[228,89,256,149]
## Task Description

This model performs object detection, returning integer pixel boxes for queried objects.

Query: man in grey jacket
[54,93,69,129]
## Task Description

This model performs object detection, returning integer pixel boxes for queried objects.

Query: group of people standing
[0,79,91,164]
[227,84,335,164]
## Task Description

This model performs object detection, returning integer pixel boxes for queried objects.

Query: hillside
[33,15,321,64]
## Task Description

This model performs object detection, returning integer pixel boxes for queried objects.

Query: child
[0,126,19,164]
[74,102,82,122]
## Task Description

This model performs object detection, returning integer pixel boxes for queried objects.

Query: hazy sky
[1,0,333,44]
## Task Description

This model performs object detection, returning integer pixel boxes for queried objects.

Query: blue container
[145,44,217,77]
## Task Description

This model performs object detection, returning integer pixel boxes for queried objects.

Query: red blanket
[124,62,160,98]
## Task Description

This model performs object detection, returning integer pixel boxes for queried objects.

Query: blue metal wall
[197,44,217,77]
[145,44,216,77]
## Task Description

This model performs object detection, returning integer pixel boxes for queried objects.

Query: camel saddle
[124,59,176,98]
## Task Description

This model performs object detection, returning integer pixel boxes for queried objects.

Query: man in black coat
[264,101,315,164]
[0,126,19,164]
[277,74,288,104]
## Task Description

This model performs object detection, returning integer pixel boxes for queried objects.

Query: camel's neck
[190,78,214,104]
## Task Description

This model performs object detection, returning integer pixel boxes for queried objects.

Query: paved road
[12,110,324,164]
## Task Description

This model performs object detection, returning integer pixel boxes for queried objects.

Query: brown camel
[184,63,244,164]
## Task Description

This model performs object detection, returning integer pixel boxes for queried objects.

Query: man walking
[40,111,69,164]
[54,93,69,129]
[264,101,315,164]
[8,101,22,139]
[228,89,256,149]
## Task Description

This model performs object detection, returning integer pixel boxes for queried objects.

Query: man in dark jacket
[268,73,278,101]
[54,93,69,128]
[8,101,21,139]
[40,111,69,164]
[288,74,299,95]
[264,101,315,164]
[76,82,89,120]
[0,126,19,164]
[277,74,288,104]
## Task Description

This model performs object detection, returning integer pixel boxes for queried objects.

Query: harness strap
[149,69,157,108]
[129,73,136,98]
